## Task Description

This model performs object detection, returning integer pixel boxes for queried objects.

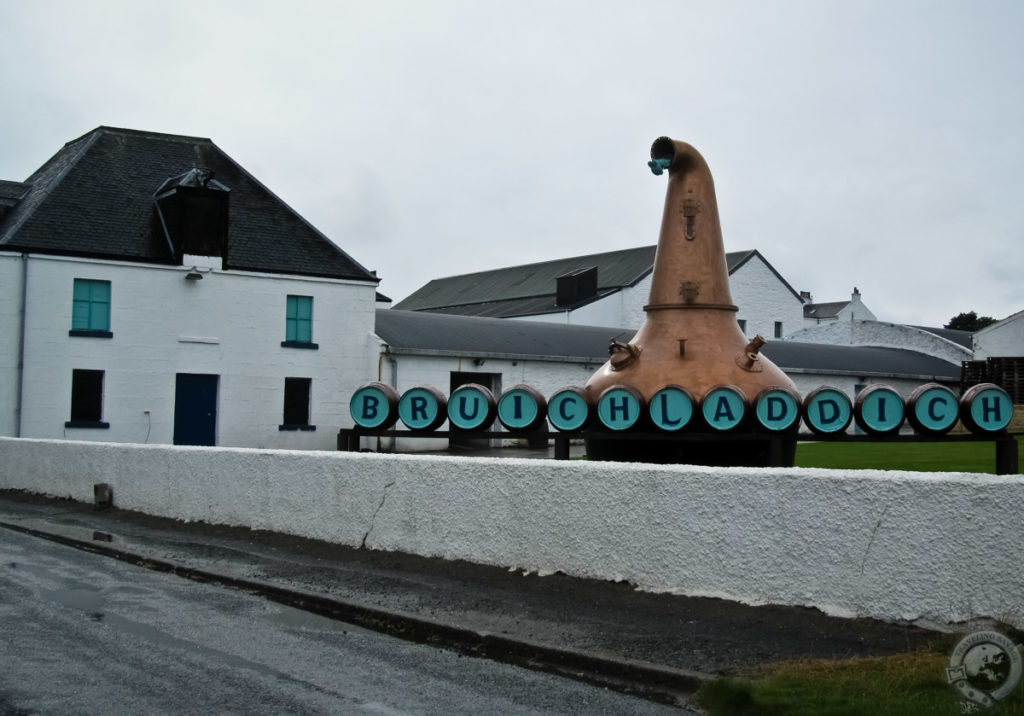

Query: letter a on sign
[701,386,746,431]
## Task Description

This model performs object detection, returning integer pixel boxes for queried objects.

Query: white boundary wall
[2,437,1021,628]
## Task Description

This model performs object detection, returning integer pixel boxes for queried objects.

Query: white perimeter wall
[2,437,1021,628]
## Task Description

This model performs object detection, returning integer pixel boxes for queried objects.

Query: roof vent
[556,266,598,308]
[154,169,230,262]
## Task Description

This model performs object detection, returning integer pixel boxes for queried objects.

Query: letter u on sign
[447,384,496,431]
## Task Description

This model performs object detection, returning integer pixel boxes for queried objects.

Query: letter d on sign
[803,387,852,435]
[754,387,801,432]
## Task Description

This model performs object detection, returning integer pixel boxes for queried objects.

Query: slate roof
[376,309,961,381]
[376,309,630,362]
[0,127,377,282]
[912,326,974,350]
[804,301,850,320]
[393,247,798,318]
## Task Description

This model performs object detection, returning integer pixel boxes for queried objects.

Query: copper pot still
[584,137,799,466]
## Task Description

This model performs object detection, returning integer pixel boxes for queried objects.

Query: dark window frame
[279,377,315,431]
[66,369,109,429]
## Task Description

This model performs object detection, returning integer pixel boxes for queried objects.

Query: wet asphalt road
[0,527,685,716]
[0,491,945,713]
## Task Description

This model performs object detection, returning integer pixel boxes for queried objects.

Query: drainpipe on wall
[15,254,28,437]
[379,345,399,452]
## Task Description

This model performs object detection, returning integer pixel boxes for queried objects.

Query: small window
[66,369,109,428]
[774,321,784,339]
[737,319,747,335]
[71,279,112,337]
[282,295,317,348]
[280,377,315,430]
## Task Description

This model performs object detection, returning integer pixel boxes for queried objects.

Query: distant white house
[802,287,877,325]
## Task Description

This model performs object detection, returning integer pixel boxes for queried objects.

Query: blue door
[174,374,219,446]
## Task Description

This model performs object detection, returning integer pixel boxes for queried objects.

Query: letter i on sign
[497,385,546,432]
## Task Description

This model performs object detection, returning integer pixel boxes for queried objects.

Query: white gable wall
[0,254,23,436]
[973,310,1024,359]
[4,252,378,449]
[730,256,805,340]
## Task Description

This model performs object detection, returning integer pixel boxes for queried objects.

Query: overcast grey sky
[2,0,1021,327]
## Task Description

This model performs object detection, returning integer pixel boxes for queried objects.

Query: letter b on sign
[350,382,399,429]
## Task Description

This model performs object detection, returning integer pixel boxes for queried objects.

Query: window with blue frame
[282,295,317,349]
[71,279,112,337]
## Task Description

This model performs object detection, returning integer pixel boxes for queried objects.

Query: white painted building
[972,309,1024,359]
[1,127,380,450]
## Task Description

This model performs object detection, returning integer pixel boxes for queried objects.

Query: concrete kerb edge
[0,516,708,708]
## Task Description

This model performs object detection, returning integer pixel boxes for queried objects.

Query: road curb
[0,518,709,709]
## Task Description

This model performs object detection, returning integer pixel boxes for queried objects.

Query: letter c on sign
[907,383,958,434]
[547,387,593,432]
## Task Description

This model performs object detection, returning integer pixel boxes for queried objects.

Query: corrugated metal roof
[376,309,629,362]
[394,247,772,317]
[912,325,974,350]
[376,309,961,381]
[0,127,377,283]
[803,301,850,319]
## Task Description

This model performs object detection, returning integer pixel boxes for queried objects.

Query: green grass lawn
[794,435,1022,474]
[696,644,1024,715]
